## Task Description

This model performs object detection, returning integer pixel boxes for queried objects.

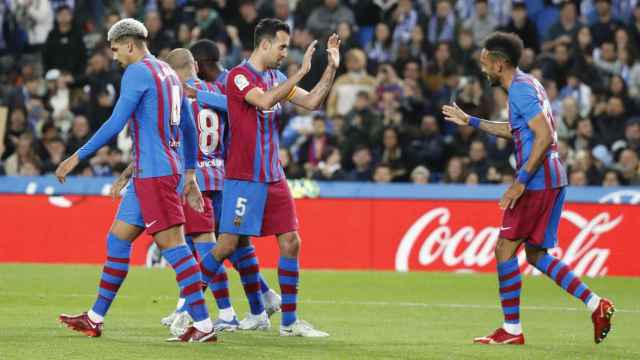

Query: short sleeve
[510,82,543,125]
[275,70,295,100]
[120,64,150,103]
[227,68,258,101]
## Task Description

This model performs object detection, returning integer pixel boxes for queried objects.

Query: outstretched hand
[326,33,341,68]
[299,40,318,77]
[441,102,470,126]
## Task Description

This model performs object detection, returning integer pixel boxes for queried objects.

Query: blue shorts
[115,180,144,228]
[219,178,298,237]
[210,190,223,235]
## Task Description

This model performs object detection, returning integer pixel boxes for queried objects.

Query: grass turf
[0,264,638,360]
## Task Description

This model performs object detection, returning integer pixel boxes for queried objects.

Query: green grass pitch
[0,264,638,359]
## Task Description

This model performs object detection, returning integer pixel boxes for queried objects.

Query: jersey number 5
[197,109,220,155]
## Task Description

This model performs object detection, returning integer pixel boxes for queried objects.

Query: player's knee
[525,246,545,265]
[278,232,300,257]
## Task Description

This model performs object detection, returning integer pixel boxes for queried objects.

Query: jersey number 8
[197,109,220,155]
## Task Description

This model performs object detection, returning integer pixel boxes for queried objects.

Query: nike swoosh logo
[145,220,158,228]
[500,226,512,231]
[88,321,97,329]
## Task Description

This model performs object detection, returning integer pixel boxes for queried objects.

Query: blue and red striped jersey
[77,55,197,178]
[225,60,287,183]
[509,70,568,190]
[184,72,228,191]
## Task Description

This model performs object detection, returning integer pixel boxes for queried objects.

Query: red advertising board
[1,195,637,277]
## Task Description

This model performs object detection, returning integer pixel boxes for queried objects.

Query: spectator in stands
[306,0,355,38]
[41,136,65,174]
[628,3,640,47]
[376,126,408,181]
[234,0,260,50]
[624,118,640,153]
[366,22,393,70]
[4,132,41,175]
[443,156,465,184]
[572,117,597,151]
[557,96,580,141]
[410,165,430,184]
[590,0,624,47]
[425,42,453,93]
[427,0,456,45]
[559,72,593,118]
[602,170,622,186]
[145,10,175,57]
[569,169,588,186]
[390,0,418,47]
[594,95,628,146]
[327,48,377,117]
[347,145,373,181]
[573,149,603,185]
[89,145,112,176]
[408,115,445,172]
[542,0,581,53]
[501,2,539,53]
[616,148,640,184]
[66,115,91,155]
[467,140,489,183]
[312,146,346,181]
[43,5,86,75]
[462,0,497,47]
[298,113,338,174]
[280,148,305,179]
[542,43,573,89]
[3,108,30,161]
[372,163,393,183]
[10,0,53,52]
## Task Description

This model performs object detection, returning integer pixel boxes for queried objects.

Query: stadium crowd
[1,0,639,186]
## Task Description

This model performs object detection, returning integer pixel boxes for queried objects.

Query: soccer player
[55,19,216,343]
[442,32,614,345]
[199,18,339,337]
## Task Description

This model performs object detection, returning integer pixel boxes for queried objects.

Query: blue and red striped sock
[162,245,209,322]
[195,242,231,311]
[236,246,265,315]
[535,253,596,306]
[91,233,132,318]
[278,256,299,326]
[497,257,521,333]
[230,246,271,295]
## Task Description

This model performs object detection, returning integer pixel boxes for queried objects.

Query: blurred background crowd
[0,0,639,186]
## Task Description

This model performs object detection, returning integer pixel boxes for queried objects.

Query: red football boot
[592,298,615,344]
[59,312,103,337]
[474,328,525,345]
[168,326,217,343]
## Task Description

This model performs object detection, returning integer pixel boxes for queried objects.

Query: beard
[488,74,501,87]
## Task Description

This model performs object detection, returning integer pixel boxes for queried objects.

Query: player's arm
[179,95,204,212]
[289,34,341,110]
[55,65,147,183]
[442,103,512,139]
[518,113,553,183]
[243,40,317,111]
[109,162,134,200]
[196,90,227,112]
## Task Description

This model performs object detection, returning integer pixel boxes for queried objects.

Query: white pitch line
[2,291,639,314]
[299,299,640,314]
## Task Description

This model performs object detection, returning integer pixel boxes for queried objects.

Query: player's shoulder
[228,65,257,93]
[124,61,153,81]
[509,77,537,100]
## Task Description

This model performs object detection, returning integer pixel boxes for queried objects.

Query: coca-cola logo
[395,207,622,277]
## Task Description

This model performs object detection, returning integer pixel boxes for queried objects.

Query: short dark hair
[253,18,290,49]
[189,39,220,65]
[483,32,524,67]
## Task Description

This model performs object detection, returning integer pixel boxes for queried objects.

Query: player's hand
[110,174,130,200]
[298,40,317,77]
[499,181,525,210]
[326,33,341,68]
[442,102,470,126]
[55,154,79,184]
[183,83,197,99]
[183,176,204,213]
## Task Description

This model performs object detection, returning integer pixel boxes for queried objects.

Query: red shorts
[183,191,214,235]
[133,174,185,235]
[262,178,299,236]
[499,187,565,249]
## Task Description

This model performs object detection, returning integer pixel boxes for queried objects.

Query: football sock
[278,256,299,327]
[230,245,271,296]
[235,245,265,315]
[497,257,522,335]
[91,233,132,319]
[162,245,209,323]
[535,253,599,311]
[195,242,232,312]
